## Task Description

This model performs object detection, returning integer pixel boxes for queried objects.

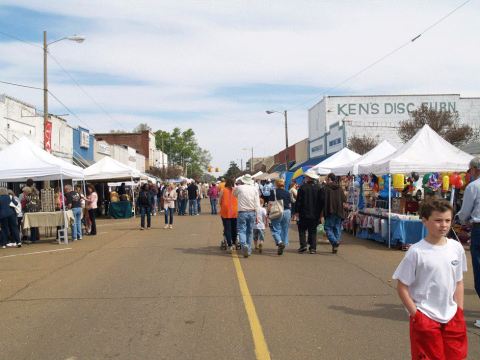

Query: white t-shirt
[254,207,267,230]
[393,238,467,323]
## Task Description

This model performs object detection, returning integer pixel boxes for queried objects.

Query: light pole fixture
[242,147,254,173]
[43,31,85,151]
[266,110,289,171]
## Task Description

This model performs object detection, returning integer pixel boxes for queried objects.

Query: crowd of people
[217,170,346,258]
[0,178,99,248]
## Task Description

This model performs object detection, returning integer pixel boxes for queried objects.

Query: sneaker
[277,242,285,255]
[6,242,16,247]
[242,245,249,258]
[16,243,22,248]
[164,225,169,229]
[140,227,145,230]
[309,249,316,254]
[168,225,173,229]
[474,320,480,328]
[332,244,339,254]
[298,247,307,253]
[258,243,263,254]
[1,246,6,249]
[228,246,234,254]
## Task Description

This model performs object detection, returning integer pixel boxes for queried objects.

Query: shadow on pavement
[329,303,407,322]
[174,246,237,257]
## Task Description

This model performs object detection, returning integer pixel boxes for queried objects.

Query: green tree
[224,161,242,179]
[155,127,212,179]
[133,123,152,133]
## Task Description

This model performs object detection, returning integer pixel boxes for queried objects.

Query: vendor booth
[83,157,141,218]
[0,137,85,243]
[349,125,473,248]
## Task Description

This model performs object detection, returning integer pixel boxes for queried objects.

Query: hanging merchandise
[393,174,405,191]
[442,175,450,192]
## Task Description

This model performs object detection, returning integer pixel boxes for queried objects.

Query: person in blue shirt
[457,156,480,328]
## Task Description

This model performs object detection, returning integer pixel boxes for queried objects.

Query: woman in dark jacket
[137,183,153,230]
[0,187,21,248]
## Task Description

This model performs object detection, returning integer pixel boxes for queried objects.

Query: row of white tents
[0,137,155,183]
[311,125,473,176]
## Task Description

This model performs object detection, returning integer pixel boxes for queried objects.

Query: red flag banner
[44,120,52,152]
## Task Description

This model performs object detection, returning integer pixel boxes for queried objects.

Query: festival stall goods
[355,125,473,248]
[312,148,361,175]
[0,137,85,244]
[83,157,141,218]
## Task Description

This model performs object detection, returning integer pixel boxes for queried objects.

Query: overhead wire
[287,0,473,111]
[47,90,95,131]
[0,79,42,90]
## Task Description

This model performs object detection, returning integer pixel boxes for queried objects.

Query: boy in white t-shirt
[393,198,468,359]
[254,198,268,254]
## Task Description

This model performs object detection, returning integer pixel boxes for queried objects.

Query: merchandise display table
[22,210,75,230]
[109,201,133,219]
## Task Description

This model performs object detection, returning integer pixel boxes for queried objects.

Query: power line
[0,79,42,90]
[288,0,473,111]
[0,30,41,49]
[48,90,95,131]
[48,53,127,130]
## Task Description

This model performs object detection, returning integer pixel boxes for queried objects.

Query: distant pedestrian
[208,183,219,215]
[187,181,199,216]
[219,178,238,253]
[86,184,98,236]
[234,174,261,258]
[253,198,267,253]
[0,187,21,248]
[178,182,188,215]
[268,179,291,255]
[295,170,323,254]
[137,183,153,230]
[163,183,177,229]
[393,198,467,360]
[323,173,346,254]
[289,182,298,222]
[65,185,83,240]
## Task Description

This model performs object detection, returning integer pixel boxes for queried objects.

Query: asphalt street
[1,207,479,360]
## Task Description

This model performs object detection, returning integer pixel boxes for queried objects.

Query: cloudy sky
[0,0,478,172]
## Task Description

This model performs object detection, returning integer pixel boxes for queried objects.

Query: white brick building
[308,94,480,159]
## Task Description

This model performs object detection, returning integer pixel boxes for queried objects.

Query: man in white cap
[234,174,261,258]
[295,169,324,254]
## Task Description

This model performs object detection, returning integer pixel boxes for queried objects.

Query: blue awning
[290,155,332,172]
[270,161,296,173]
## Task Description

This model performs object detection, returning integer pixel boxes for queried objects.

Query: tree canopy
[223,161,242,179]
[398,105,476,146]
[155,127,212,179]
[348,135,378,155]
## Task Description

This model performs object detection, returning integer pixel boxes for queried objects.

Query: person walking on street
[219,178,238,253]
[234,174,261,258]
[86,184,98,236]
[253,198,267,253]
[163,183,177,229]
[208,183,219,215]
[457,156,480,328]
[137,183,153,230]
[324,173,347,254]
[268,179,292,255]
[187,181,199,216]
[295,170,323,254]
[289,182,298,222]
[65,185,83,241]
[0,187,21,248]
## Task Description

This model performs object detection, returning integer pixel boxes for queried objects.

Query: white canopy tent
[356,125,473,249]
[312,148,361,175]
[358,125,473,174]
[83,156,141,181]
[0,137,85,244]
[0,136,84,181]
[330,141,397,176]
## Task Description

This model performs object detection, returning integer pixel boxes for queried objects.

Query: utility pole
[284,110,289,171]
[43,31,48,150]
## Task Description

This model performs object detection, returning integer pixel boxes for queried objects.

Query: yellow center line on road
[232,251,271,360]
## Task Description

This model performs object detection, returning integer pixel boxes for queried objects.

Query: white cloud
[0,0,479,170]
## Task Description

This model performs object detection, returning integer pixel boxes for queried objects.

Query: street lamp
[242,147,254,173]
[266,110,289,171]
[43,31,85,150]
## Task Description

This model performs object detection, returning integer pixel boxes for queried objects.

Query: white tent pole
[450,187,456,207]
[131,176,136,218]
[60,174,68,245]
[388,173,391,249]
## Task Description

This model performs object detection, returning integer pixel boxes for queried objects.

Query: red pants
[410,308,467,360]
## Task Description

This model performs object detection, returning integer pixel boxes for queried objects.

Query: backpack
[139,191,149,207]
